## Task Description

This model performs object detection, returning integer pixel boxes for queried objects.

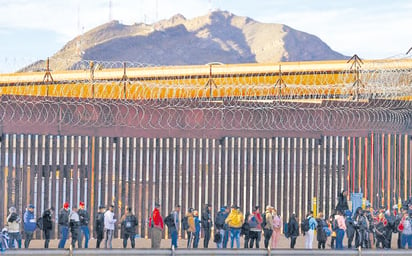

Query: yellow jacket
[225,209,244,228]
[186,213,195,233]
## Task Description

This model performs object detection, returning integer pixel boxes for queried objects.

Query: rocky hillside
[24,10,347,71]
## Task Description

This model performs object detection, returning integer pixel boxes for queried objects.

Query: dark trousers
[263,229,273,249]
[71,228,80,248]
[96,230,104,248]
[123,232,135,248]
[243,233,250,248]
[203,228,211,248]
[290,236,297,248]
[249,231,260,248]
[187,232,194,248]
[24,231,34,248]
[43,229,51,248]
[331,236,336,249]
[318,241,325,249]
[347,232,354,248]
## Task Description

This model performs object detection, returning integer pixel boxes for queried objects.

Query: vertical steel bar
[301,138,307,217]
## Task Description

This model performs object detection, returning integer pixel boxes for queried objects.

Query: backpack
[164,213,175,228]
[124,215,135,230]
[261,214,267,229]
[215,212,226,228]
[284,222,289,238]
[213,232,222,243]
[248,216,258,228]
[301,218,310,233]
[36,217,43,230]
[240,222,250,236]
[182,216,189,231]
[325,227,332,236]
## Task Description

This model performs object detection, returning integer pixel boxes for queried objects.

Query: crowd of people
[1,192,411,251]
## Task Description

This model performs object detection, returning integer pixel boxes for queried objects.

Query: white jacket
[104,210,116,230]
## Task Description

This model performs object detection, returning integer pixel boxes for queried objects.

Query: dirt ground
[25,232,402,250]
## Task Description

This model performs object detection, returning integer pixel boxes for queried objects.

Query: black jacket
[58,208,70,226]
[202,208,212,229]
[95,212,105,233]
[336,192,349,212]
[287,217,299,237]
[78,209,90,226]
[42,209,53,231]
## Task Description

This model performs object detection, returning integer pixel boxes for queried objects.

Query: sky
[0,0,411,73]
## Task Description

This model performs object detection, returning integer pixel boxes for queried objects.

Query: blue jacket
[23,210,36,232]
[309,216,317,230]
[194,216,201,233]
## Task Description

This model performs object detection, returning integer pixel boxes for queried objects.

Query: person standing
[287,213,299,249]
[169,204,180,249]
[345,210,356,249]
[335,210,347,250]
[398,207,412,249]
[242,212,251,248]
[214,206,228,248]
[58,202,70,248]
[94,205,105,248]
[7,207,22,248]
[249,205,263,248]
[225,205,244,248]
[304,211,317,249]
[186,208,195,248]
[120,207,138,248]
[336,190,349,213]
[263,206,273,249]
[316,212,328,249]
[193,210,201,248]
[42,207,54,248]
[78,202,90,248]
[23,204,36,248]
[69,206,81,248]
[271,209,282,249]
[201,203,212,248]
[149,203,163,249]
[104,204,117,249]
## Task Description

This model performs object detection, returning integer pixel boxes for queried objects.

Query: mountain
[24,10,347,71]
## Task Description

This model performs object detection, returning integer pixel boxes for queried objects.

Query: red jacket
[252,211,263,229]
[150,208,164,230]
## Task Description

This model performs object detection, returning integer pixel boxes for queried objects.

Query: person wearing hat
[58,202,70,248]
[214,206,229,248]
[23,204,36,248]
[201,203,212,248]
[149,202,163,248]
[225,205,244,248]
[94,205,106,248]
[104,204,117,249]
[7,206,22,248]
[78,202,90,248]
